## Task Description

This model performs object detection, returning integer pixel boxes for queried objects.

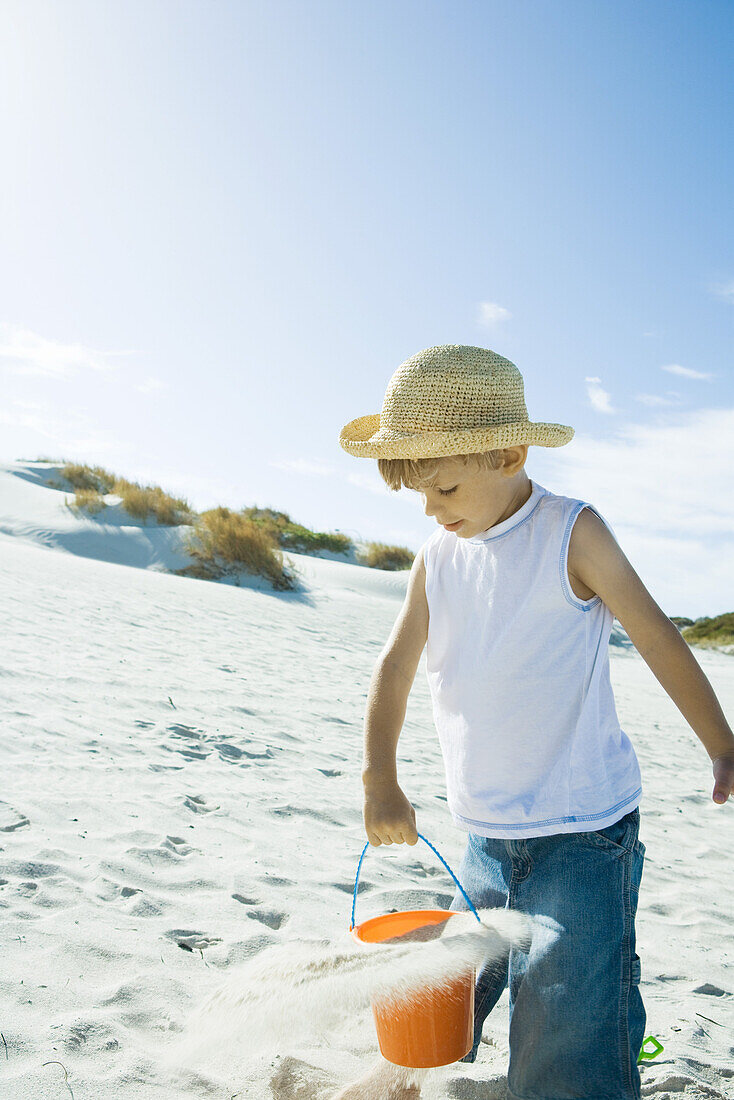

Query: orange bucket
[349,834,480,1068]
[351,908,475,1067]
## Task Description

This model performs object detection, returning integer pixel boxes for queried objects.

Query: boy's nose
[422,495,437,519]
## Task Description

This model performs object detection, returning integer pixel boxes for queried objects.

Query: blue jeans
[448,807,646,1100]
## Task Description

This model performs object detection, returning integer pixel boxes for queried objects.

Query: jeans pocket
[584,809,637,856]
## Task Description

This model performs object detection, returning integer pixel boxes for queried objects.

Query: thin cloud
[477,301,512,326]
[710,280,734,304]
[135,377,167,394]
[270,457,388,497]
[0,321,133,378]
[634,391,682,407]
[345,470,388,497]
[1,400,121,457]
[660,363,712,380]
[545,406,734,537]
[535,406,734,614]
[271,458,336,477]
[585,376,615,414]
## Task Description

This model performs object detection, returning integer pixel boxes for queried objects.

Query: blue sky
[0,0,732,616]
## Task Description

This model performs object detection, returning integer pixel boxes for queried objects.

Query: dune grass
[241,507,352,556]
[358,541,414,571]
[37,459,411,588]
[67,487,107,515]
[112,478,194,526]
[177,506,295,590]
[681,613,734,648]
[58,462,194,526]
[60,463,117,495]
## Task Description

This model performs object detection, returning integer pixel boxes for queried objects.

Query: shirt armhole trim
[421,528,443,604]
[560,503,604,612]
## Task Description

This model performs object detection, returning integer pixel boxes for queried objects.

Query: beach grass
[177,506,295,590]
[112,478,194,526]
[40,459,413,587]
[57,462,194,526]
[67,487,107,515]
[681,613,734,648]
[60,462,117,495]
[358,541,414,570]
[241,506,352,556]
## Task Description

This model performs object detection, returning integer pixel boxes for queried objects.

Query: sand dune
[1,461,733,1098]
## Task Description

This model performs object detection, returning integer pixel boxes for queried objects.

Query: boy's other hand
[363,781,419,846]
[712,752,734,804]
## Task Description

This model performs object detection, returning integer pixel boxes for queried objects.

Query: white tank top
[421,478,642,839]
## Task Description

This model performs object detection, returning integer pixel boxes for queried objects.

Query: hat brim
[339,415,574,459]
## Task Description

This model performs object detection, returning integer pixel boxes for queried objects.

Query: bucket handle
[350,831,481,930]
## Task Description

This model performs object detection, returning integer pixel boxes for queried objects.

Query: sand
[1,461,733,1099]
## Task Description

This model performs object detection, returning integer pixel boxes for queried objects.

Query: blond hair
[377,450,507,492]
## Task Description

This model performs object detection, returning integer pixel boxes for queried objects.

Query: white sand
[1,461,733,1099]
[163,907,532,1081]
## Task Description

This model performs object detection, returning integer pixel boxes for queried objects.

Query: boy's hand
[712,752,734,804]
[363,781,419,846]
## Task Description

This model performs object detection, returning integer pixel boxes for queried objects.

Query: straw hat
[339,345,574,459]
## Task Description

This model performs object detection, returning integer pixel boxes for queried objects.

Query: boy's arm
[361,547,429,844]
[363,546,429,784]
[569,508,734,804]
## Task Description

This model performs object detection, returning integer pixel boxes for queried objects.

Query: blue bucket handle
[350,831,481,930]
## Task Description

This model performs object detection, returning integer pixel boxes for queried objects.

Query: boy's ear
[499,444,529,474]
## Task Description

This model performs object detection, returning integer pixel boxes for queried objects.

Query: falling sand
[160,907,533,1094]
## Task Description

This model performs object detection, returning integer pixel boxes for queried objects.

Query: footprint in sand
[445,1074,509,1099]
[241,743,277,760]
[168,723,205,740]
[402,861,449,881]
[334,879,371,895]
[0,801,30,832]
[162,835,196,857]
[269,1054,335,1099]
[183,794,220,814]
[245,907,289,930]
[214,741,245,762]
[271,805,342,826]
[649,1073,708,1094]
[1,858,60,879]
[62,1018,120,1054]
[94,874,147,903]
[166,929,223,952]
[165,724,212,761]
[128,842,188,865]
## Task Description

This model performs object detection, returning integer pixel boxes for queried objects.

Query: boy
[333,345,734,1100]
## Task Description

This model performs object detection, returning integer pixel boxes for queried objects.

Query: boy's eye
[438,486,457,496]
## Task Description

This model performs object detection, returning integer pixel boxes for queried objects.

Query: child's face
[416,450,529,539]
